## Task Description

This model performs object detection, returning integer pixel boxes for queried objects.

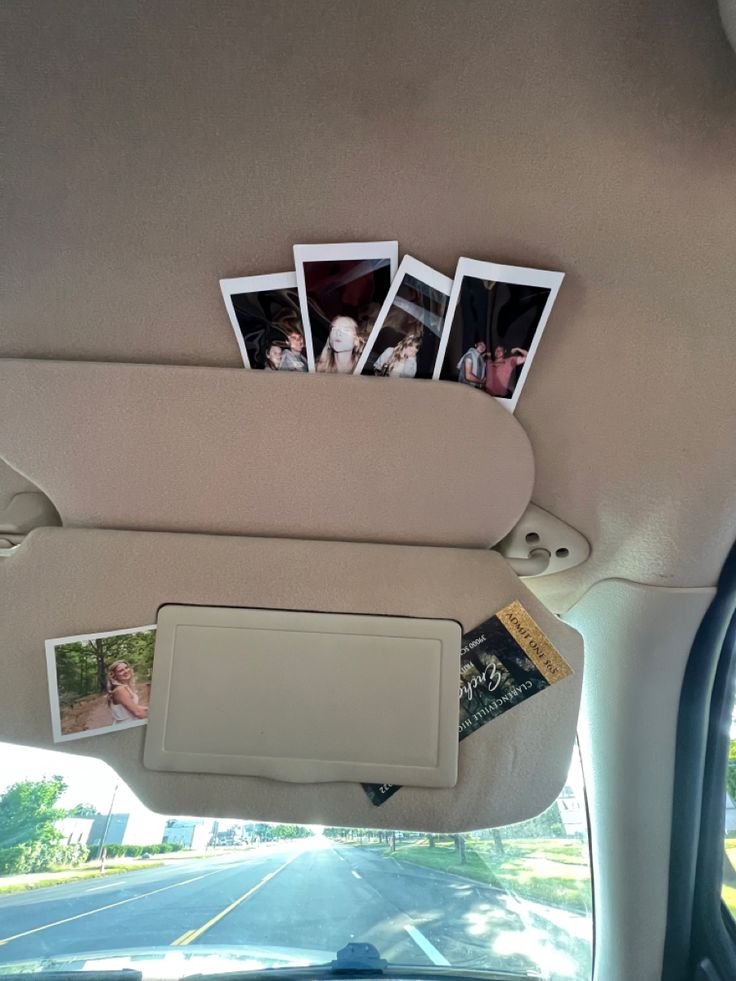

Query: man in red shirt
[484,345,528,398]
[485,344,529,399]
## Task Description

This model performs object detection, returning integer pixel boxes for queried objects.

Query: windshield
[0,743,592,981]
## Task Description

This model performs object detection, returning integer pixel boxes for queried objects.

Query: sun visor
[0,528,583,832]
[0,359,533,548]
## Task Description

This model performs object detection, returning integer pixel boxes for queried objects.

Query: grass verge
[723,884,736,917]
[0,862,164,895]
[389,842,503,886]
[387,839,591,914]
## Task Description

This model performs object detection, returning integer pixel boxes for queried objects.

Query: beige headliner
[2,0,735,611]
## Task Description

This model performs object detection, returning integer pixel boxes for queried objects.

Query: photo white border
[293,241,399,371]
[45,624,157,743]
[433,257,564,413]
[355,255,454,377]
[219,271,299,369]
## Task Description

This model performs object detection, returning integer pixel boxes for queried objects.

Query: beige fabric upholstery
[0,359,533,547]
[3,1,735,613]
[0,459,47,515]
[0,528,583,831]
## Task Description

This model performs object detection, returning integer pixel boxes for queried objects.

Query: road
[0,838,588,978]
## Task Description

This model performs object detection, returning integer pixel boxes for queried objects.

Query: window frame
[663,543,736,981]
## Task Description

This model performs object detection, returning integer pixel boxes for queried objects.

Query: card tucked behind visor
[363,601,573,806]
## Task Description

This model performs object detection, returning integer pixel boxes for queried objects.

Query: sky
[0,742,245,829]
[1,741,149,815]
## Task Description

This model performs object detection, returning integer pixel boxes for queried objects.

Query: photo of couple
[221,274,309,372]
[46,627,155,741]
[451,276,553,400]
[457,339,529,397]
[260,323,308,372]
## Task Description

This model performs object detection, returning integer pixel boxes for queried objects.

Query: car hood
[0,944,336,979]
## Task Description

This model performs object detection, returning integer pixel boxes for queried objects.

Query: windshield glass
[0,742,592,980]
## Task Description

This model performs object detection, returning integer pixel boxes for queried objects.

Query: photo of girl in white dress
[356,257,453,380]
[107,660,149,725]
[45,626,155,742]
[372,332,423,378]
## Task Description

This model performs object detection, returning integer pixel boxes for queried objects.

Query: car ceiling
[2,0,735,613]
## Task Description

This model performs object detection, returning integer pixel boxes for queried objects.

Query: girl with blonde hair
[106,661,148,723]
[316,316,366,374]
[372,331,422,378]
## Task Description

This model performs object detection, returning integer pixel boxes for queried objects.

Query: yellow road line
[177,853,300,946]
[0,867,229,946]
[171,929,196,946]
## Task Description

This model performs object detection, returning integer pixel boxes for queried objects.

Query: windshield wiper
[0,944,538,981]
[189,942,540,981]
[328,943,388,973]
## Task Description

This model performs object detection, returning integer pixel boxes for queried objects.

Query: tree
[269,824,314,840]
[54,630,155,703]
[0,776,67,848]
[69,803,97,818]
[500,802,565,840]
[726,739,736,804]
[722,738,736,888]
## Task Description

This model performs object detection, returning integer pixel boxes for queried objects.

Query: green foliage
[323,827,357,840]
[86,841,185,860]
[54,630,155,702]
[0,777,67,849]
[391,842,503,887]
[496,801,566,840]
[502,873,590,913]
[0,840,88,875]
[68,803,97,818]
[0,862,164,894]
[0,777,89,875]
[727,740,736,803]
[723,883,736,917]
[388,838,591,914]
[323,827,373,841]
[266,825,314,840]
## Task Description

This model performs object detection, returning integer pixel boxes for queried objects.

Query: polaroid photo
[294,241,399,373]
[45,624,156,742]
[355,256,453,379]
[220,272,308,372]
[434,258,564,412]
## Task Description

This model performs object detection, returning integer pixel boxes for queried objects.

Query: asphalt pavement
[0,838,589,978]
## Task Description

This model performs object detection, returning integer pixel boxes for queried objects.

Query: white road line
[0,866,231,946]
[404,925,450,966]
[87,883,116,892]
[351,870,361,879]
